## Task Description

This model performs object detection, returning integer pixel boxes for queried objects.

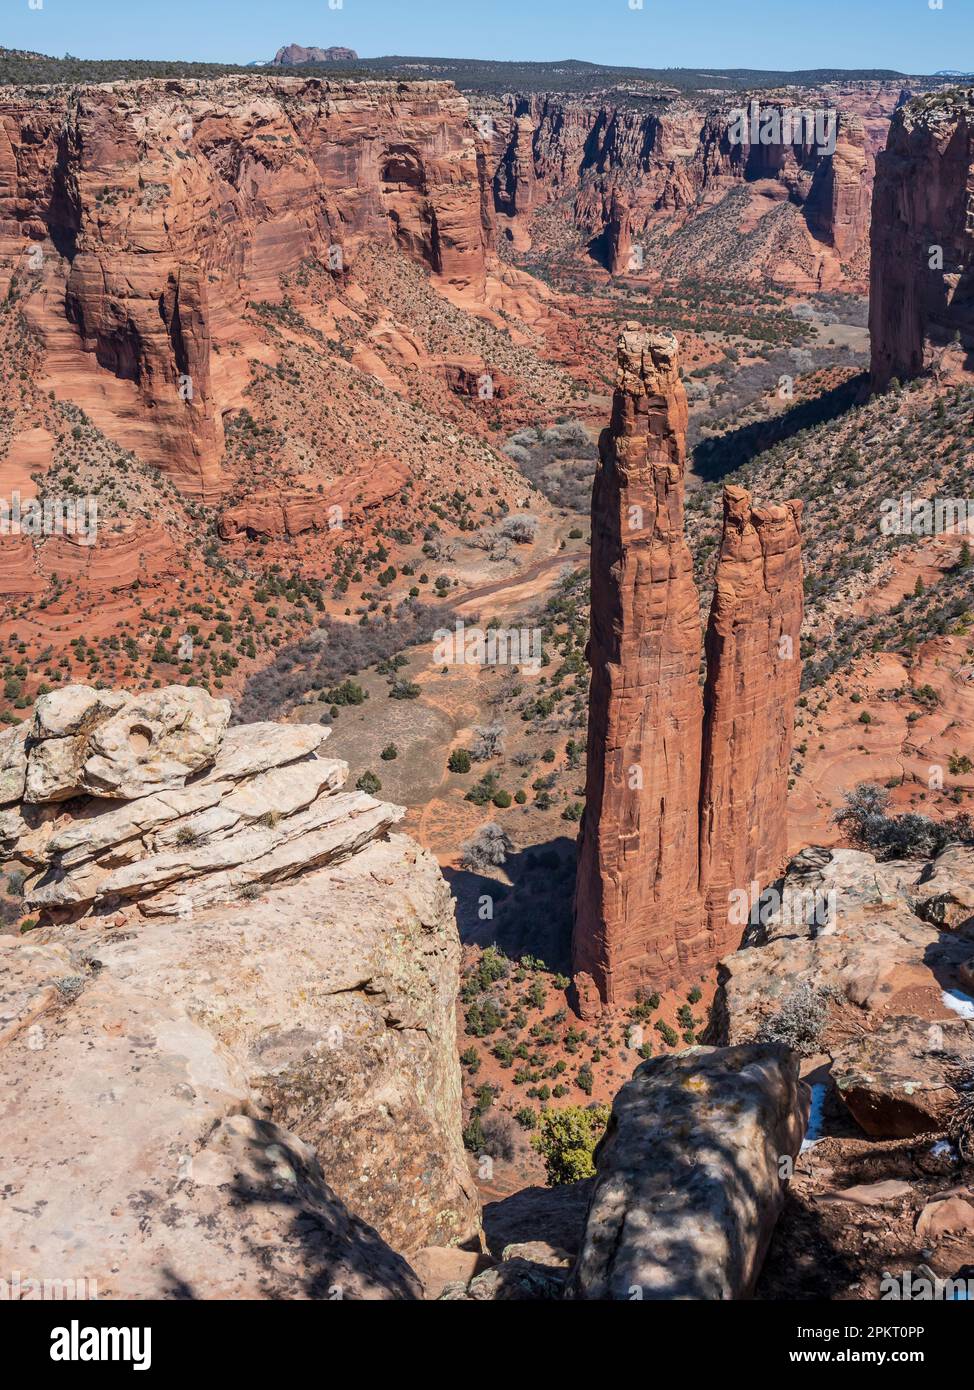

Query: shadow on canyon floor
[444,834,577,972]
[691,372,868,482]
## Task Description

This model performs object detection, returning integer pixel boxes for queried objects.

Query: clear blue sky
[4,0,971,73]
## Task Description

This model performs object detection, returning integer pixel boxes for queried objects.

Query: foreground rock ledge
[0,686,478,1296]
[569,1044,808,1300]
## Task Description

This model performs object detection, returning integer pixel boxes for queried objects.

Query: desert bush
[236,600,456,722]
[498,514,539,544]
[470,721,505,761]
[480,1109,518,1162]
[531,1104,611,1185]
[756,982,835,1055]
[833,781,956,860]
[460,822,513,870]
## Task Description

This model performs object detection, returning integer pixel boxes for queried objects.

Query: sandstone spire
[573,332,805,1015]
[572,325,705,1013]
[698,486,804,957]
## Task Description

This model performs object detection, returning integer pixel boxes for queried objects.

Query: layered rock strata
[0,77,493,496]
[573,327,804,1010]
[0,685,478,1291]
[484,90,891,271]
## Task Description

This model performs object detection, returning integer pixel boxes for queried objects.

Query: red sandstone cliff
[870,89,974,389]
[572,325,705,1010]
[573,331,804,1012]
[699,486,804,959]
[485,86,900,275]
[0,77,493,498]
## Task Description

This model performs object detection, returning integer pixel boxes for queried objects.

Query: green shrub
[531,1104,611,1185]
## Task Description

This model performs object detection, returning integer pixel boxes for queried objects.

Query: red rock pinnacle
[573,328,804,1015]
[698,486,804,958]
[572,325,705,1013]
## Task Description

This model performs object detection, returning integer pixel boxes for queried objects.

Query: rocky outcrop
[272,45,359,66]
[715,845,974,1047]
[493,114,539,218]
[0,686,478,1291]
[699,486,804,959]
[573,326,705,1006]
[870,89,974,389]
[573,329,803,1010]
[0,77,493,497]
[569,1044,808,1300]
[805,115,872,256]
[713,843,974,1139]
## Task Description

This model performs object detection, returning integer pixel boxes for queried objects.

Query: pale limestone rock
[0,688,478,1270]
[26,788,398,912]
[78,686,231,799]
[0,937,419,1299]
[0,721,28,805]
[32,684,128,739]
[23,685,231,803]
[715,847,974,1044]
[570,1044,808,1300]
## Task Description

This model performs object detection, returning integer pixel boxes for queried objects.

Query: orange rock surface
[699,486,804,958]
[573,325,705,1008]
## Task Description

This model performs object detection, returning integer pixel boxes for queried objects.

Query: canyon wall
[870,89,974,389]
[0,77,493,497]
[483,85,900,272]
[573,328,804,1012]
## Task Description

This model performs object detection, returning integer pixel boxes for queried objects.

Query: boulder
[570,1043,808,1300]
[23,685,231,803]
[832,1015,974,1138]
[915,1197,974,1242]
[912,846,974,935]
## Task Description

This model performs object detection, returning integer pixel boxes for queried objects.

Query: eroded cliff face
[870,90,974,389]
[573,328,804,1012]
[485,88,890,274]
[0,77,493,497]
